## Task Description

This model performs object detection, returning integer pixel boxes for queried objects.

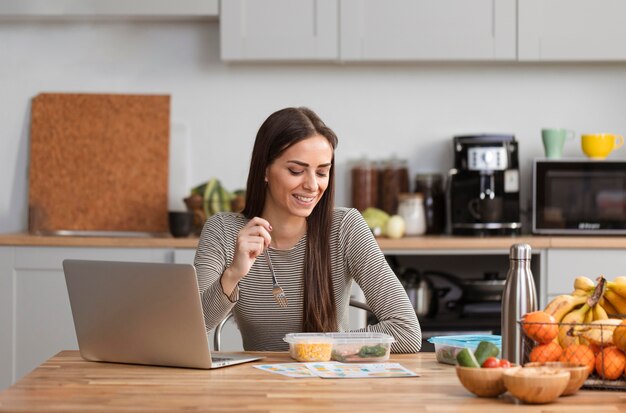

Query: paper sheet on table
[304,362,418,379]
[255,362,418,379]
[254,363,316,378]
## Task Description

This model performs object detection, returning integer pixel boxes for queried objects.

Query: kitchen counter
[1,233,626,250]
[0,351,622,412]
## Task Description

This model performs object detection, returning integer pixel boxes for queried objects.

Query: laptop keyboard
[212,356,231,362]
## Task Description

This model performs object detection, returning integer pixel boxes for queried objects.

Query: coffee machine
[448,135,522,236]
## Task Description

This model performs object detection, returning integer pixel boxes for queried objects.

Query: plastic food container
[428,335,501,365]
[328,332,395,362]
[283,333,334,362]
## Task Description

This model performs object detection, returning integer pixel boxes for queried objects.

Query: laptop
[63,259,263,369]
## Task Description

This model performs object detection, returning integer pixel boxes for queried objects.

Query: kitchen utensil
[467,196,503,222]
[541,128,574,159]
[402,268,450,318]
[581,133,624,159]
[413,274,432,317]
[503,367,570,404]
[168,211,193,238]
[265,249,288,308]
[461,272,505,302]
[524,362,589,396]
[423,270,505,305]
[455,365,508,397]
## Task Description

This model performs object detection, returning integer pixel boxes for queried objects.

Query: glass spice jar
[350,157,379,212]
[398,193,426,236]
[378,157,409,215]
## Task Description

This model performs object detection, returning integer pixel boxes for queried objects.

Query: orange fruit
[529,341,563,363]
[588,342,602,355]
[613,319,626,353]
[522,311,558,344]
[559,344,596,375]
[595,346,626,380]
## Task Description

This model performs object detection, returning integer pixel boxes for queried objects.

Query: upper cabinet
[220,0,515,62]
[340,0,516,61]
[0,0,218,18]
[519,0,626,61]
[220,0,339,61]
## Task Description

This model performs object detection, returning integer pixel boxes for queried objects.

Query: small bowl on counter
[524,362,590,396]
[284,333,333,362]
[503,366,570,404]
[455,365,512,397]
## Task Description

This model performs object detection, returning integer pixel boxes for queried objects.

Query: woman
[194,107,421,353]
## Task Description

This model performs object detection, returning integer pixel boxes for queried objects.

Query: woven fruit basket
[519,275,626,390]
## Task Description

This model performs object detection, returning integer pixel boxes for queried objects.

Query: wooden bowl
[503,367,570,404]
[455,366,508,397]
[524,362,590,396]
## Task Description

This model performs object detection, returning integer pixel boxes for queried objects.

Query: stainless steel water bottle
[501,243,537,365]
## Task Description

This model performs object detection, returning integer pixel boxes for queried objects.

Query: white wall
[2,19,626,233]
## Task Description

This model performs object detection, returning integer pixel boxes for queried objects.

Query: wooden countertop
[1,233,626,250]
[0,351,623,412]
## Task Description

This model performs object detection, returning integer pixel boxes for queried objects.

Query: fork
[264,249,288,308]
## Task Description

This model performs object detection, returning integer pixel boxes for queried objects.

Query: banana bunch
[543,275,625,348]
[574,275,626,316]
[576,319,622,347]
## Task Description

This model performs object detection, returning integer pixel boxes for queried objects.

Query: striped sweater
[194,207,421,353]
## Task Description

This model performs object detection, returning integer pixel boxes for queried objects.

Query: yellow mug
[581,133,624,159]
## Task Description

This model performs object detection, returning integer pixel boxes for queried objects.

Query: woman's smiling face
[264,134,333,218]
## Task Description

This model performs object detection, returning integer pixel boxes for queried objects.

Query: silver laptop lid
[63,259,213,369]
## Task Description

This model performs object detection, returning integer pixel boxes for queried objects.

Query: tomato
[482,357,500,368]
[498,359,511,368]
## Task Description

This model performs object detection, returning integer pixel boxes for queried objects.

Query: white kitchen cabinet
[0,246,172,390]
[340,0,516,61]
[519,0,626,61]
[0,248,13,391]
[220,0,339,61]
[545,249,626,302]
[0,0,218,17]
[220,0,515,62]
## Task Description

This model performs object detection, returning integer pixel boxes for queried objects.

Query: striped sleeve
[340,208,422,353]
[193,213,238,332]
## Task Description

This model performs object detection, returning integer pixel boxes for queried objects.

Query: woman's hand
[227,217,272,281]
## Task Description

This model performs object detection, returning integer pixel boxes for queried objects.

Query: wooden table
[0,352,624,412]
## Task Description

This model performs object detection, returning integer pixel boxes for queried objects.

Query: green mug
[542,128,575,159]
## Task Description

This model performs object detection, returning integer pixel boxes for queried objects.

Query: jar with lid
[350,157,379,211]
[398,193,426,236]
[378,157,409,215]
[414,173,446,234]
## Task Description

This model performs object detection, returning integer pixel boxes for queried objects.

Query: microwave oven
[533,159,626,235]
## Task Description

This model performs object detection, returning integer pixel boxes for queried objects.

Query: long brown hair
[242,107,338,332]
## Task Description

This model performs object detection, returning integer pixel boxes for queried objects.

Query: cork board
[28,93,170,235]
